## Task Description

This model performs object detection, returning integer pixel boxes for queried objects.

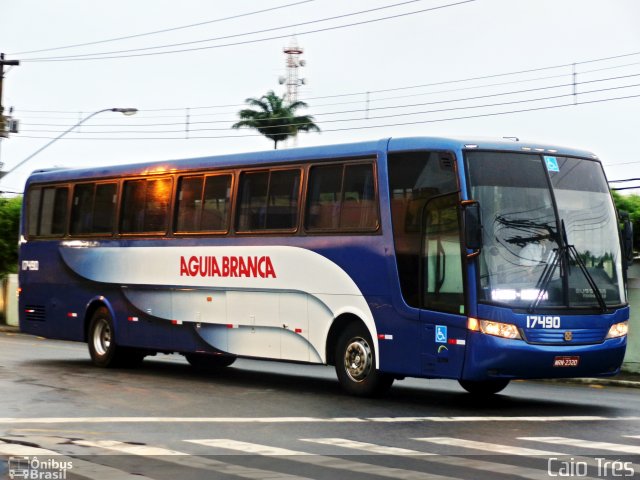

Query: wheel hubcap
[93,318,111,356]
[344,337,372,383]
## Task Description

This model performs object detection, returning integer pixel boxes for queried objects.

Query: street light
[0,107,138,182]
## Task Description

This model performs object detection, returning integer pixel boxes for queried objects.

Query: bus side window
[28,186,68,237]
[92,183,117,233]
[236,169,300,232]
[121,178,172,234]
[26,187,42,237]
[176,176,204,232]
[201,175,231,231]
[305,164,342,230]
[340,164,377,230]
[176,174,232,233]
[305,161,378,232]
[70,183,116,235]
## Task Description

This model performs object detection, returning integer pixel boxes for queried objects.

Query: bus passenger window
[26,188,42,237]
[176,174,231,232]
[176,176,204,232]
[121,178,172,233]
[70,183,116,235]
[340,164,376,230]
[305,161,379,232]
[305,165,342,230]
[92,184,117,233]
[266,170,300,230]
[237,172,268,231]
[201,175,231,231]
[70,184,95,235]
[236,169,299,232]
[29,186,69,237]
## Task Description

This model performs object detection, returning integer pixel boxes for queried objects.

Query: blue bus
[18,136,632,396]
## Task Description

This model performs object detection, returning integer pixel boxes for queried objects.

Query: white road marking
[187,439,460,480]
[0,415,637,424]
[0,441,155,480]
[520,437,640,455]
[302,438,586,480]
[74,439,313,480]
[301,437,434,456]
[414,437,562,456]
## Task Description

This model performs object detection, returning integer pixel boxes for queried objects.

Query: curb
[540,377,640,389]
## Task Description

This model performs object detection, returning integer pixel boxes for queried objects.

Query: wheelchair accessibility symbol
[435,325,447,343]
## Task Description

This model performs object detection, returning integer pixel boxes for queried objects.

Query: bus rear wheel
[88,307,145,368]
[458,379,510,395]
[334,323,394,397]
[185,353,236,371]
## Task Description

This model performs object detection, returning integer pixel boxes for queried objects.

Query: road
[1,331,639,479]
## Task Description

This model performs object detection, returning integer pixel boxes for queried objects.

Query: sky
[1,0,639,194]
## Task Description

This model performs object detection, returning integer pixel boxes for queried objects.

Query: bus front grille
[523,328,608,345]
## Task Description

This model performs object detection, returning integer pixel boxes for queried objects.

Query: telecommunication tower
[278,37,306,105]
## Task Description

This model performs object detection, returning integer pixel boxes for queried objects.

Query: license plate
[553,356,580,367]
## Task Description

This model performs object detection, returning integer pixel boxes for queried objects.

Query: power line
[612,186,640,191]
[15,54,640,120]
[18,77,640,132]
[17,0,426,61]
[19,0,477,62]
[14,91,640,140]
[9,0,315,55]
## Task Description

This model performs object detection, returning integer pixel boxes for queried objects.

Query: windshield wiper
[528,221,607,313]
[528,247,560,313]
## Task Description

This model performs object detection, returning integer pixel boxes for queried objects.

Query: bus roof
[24,136,598,186]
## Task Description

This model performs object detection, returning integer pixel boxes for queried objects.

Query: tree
[612,190,640,251]
[232,90,320,149]
[0,196,22,276]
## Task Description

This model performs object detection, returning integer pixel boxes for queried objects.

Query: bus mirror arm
[462,200,482,258]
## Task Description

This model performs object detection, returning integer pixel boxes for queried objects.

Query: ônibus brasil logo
[180,255,276,279]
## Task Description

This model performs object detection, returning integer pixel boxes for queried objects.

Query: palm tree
[232,90,320,149]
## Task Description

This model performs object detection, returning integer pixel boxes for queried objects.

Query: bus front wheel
[458,379,510,395]
[334,323,394,397]
[88,307,145,368]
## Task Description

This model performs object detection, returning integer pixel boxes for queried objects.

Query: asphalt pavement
[3,322,639,389]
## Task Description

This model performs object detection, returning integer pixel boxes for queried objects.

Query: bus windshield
[466,151,625,310]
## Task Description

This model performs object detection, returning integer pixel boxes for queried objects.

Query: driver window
[388,151,462,310]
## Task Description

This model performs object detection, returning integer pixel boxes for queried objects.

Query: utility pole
[0,53,20,138]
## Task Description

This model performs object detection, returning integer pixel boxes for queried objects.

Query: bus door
[419,192,467,378]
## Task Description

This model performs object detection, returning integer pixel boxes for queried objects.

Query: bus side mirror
[463,200,483,254]
[621,211,634,264]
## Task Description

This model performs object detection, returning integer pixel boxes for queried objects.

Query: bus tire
[88,307,145,368]
[458,379,510,395]
[334,323,394,397]
[185,353,236,371]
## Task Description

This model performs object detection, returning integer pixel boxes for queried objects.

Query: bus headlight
[468,317,522,340]
[606,321,628,339]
